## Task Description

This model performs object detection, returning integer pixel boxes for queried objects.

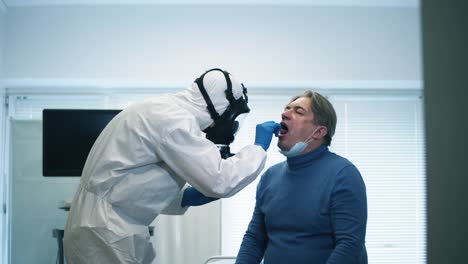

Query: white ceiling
[0,0,420,16]
[1,0,419,8]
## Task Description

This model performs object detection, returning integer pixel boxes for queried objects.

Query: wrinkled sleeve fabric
[157,124,267,198]
[327,165,367,263]
[160,185,190,215]
[235,178,268,264]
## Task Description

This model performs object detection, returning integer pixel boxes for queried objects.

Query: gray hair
[289,90,337,146]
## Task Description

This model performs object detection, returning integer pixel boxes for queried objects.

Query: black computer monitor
[42,109,121,176]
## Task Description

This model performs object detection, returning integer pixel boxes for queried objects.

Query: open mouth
[279,122,288,136]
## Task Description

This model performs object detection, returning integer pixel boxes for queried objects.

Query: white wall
[3,5,421,86]
[0,5,5,80]
[1,3,423,264]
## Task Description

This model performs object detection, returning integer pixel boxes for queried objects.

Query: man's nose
[281,112,290,120]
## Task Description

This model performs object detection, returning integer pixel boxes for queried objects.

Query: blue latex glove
[181,187,219,207]
[254,121,281,151]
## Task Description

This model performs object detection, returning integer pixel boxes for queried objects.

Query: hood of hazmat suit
[63,69,267,264]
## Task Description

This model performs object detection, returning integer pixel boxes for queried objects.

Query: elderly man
[236,90,368,264]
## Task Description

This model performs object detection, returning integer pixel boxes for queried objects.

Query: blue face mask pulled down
[279,127,320,158]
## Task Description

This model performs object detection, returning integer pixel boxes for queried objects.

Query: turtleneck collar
[286,145,329,170]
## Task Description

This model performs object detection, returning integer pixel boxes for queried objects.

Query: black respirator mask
[195,68,250,159]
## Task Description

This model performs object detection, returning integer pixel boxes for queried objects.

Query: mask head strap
[195,68,234,121]
[222,70,236,104]
[241,83,248,104]
[198,68,250,146]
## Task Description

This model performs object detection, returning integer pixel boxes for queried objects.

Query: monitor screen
[42,109,121,176]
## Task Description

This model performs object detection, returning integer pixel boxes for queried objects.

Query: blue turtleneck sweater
[236,145,368,264]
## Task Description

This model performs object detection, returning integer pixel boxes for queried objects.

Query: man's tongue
[279,123,288,135]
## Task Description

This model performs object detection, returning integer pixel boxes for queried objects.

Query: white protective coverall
[63,70,267,264]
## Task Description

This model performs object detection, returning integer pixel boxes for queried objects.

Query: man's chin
[277,143,288,151]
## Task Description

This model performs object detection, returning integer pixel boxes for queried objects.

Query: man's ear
[317,126,328,139]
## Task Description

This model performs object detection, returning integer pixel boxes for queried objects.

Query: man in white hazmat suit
[63,68,281,264]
